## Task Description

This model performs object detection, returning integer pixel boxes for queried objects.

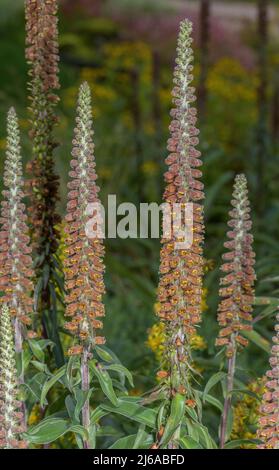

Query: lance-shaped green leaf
[159,393,185,447]
[90,362,119,406]
[101,398,157,429]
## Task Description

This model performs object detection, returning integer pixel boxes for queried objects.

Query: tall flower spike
[64,82,105,448]
[216,174,256,357]
[25,0,60,252]
[25,0,62,362]
[257,313,279,449]
[217,174,256,448]
[156,20,204,396]
[64,82,106,352]
[0,305,27,449]
[0,107,34,353]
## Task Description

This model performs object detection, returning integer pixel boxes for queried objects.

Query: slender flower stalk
[257,313,279,449]
[25,0,62,362]
[216,174,256,448]
[154,19,204,446]
[0,107,34,354]
[64,82,106,448]
[0,305,27,449]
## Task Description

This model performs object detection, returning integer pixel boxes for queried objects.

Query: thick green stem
[219,346,236,448]
[14,315,27,431]
[81,347,91,449]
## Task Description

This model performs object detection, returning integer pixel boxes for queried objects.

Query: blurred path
[163,1,277,31]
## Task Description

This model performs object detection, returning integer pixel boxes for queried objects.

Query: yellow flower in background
[207,58,258,104]
[18,118,29,129]
[190,334,207,351]
[204,259,215,273]
[147,321,208,361]
[0,139,6,150]
[141,160,159,176]
[28,404,41,426]
[91,83,117,102]
[63,86,78,108]
[122,111,134,129]
[147,286,208,361]
[104,41,151,70]
[99,166,112,180]
[201,287,208,312]
[129,388,143,397]
[56,223,67,264]
[159,87,172,107]
[148,259,212,362]
[143,122,155,136]
[231,378,266,448]
[103,41,152,93]
[81,67,105,83]
[146,321,166,362]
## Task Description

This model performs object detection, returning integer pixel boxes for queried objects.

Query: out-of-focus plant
[257,313,279,449]
[0,305,27,449]
[25,0,64,365]
[0,107,35,429]
[216,174,256,448]
[231,378,265,448]
[206,58,258,157]
[0,107,35,353]
[197,0,211,121]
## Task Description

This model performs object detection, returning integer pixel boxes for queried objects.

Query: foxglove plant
[0,305,27,449]
[25,0,63,363]
[257,313,279,449]
[216,174,256,448]
[0,107,34,355]
[64,82,106,448]
[153,19,204,448]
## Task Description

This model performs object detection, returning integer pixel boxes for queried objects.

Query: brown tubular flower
[217,174,256,449]
[257,313,279,449]
[24,0,62,361]
[0,305,27,449]
[25,0,60,252]
[0,107,34,354]
[64,82,105,448]
[64,81,106,353]
[156,20,204,396]
[216,174,256,357]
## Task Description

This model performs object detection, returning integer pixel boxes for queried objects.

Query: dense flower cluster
[257,313,279,449]
[0,305,27,449]
[216,174,256,357]
[0,108,34,351]
[232,378,265,448]
[64,82,106,355]
[156,20,204,389]
[25,0,61,255]
[25,0,59,93]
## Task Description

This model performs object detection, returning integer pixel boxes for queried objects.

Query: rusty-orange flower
[156,20,204,393]
[0,108,34,353]
[216,174,256,357]
[64,82,106,353]
[257,313,279,449]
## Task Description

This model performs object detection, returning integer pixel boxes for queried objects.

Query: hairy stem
[81,347,91,449]
[219,345,236,449]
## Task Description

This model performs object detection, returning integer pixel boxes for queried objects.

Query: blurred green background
[0,0,278,431]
